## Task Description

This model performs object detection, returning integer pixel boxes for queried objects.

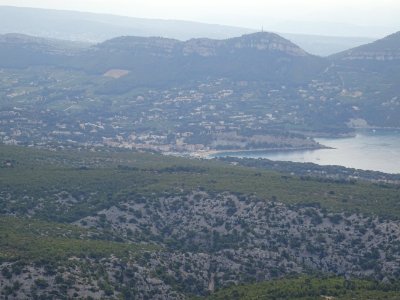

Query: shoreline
[290,127,400,139]
[190,145,333,159]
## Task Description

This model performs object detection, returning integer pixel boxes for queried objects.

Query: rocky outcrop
[77,191,400,289]
[100,32,310,58]
[2,190,400,299]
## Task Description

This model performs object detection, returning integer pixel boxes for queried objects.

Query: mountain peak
[236,31,284,40]
[228,32,309,56]
[183,32,310,57]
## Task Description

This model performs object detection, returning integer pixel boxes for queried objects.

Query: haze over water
[213,129,400,174]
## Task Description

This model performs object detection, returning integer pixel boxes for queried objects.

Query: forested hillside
[1,145,400,298]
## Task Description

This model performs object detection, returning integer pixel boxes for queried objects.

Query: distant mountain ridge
[0,5,376,56]
[97,32,308,57]
[1,31,399,84]
[81,32,327,88]
[0,33,88,68]
[0,32,326,88]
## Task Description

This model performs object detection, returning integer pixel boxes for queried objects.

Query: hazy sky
[1,0,399,35]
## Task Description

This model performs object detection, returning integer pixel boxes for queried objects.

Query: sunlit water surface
[212,129,400,174]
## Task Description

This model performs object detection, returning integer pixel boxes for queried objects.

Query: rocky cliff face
[182,38,222,56]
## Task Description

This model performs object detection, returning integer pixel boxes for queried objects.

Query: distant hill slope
[81,33,326,86]
[0,31,398,131]
[333,31,400,59]
[0,5,375,56]
[331,31,400,76]
[0,32,327,87]
[0,33,88,68]
[327,31,400,127]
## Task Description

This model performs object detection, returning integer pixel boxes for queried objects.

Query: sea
[211,129,400,174]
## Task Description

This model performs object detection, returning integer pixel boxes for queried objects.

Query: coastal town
[0,71,362,155]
